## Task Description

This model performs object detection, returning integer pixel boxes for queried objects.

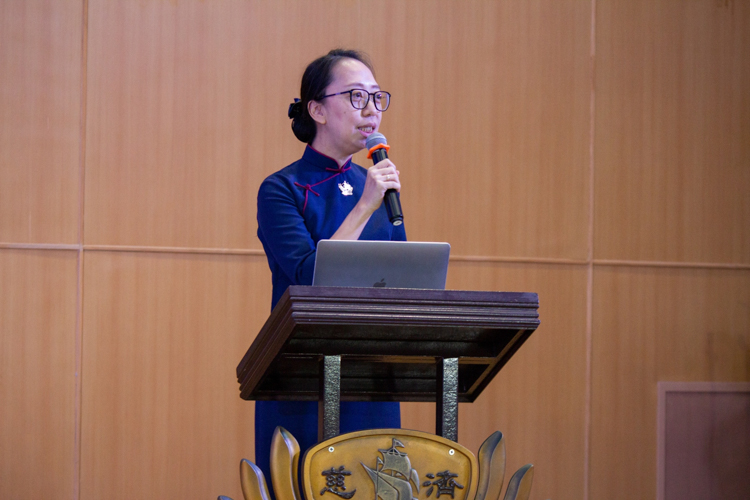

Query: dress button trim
[293,163,353,213]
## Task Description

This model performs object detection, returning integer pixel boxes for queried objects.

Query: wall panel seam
[2,244,749,271]
[74,0,89,498]
[584,0,597,498]
[82,245,268,256]
[0,243,81,250]
[592,259,750,270]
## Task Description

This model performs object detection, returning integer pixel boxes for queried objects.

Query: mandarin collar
[302,145,353,172]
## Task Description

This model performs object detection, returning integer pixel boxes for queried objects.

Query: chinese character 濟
[422,470,464,498]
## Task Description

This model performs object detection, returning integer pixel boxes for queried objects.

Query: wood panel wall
[1,1,748,499]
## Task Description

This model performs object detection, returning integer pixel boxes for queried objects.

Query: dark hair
[288,49,374,144]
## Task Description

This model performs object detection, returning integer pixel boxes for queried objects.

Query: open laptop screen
[312,240,450,289]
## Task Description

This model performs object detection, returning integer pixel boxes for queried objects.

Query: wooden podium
[236,286,539,443]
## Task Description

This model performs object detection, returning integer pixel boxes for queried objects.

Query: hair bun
[288,98,302,119]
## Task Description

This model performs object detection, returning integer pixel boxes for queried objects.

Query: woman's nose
[362,97,379,115]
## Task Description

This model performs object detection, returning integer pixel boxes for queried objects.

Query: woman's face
[314,58,382,158]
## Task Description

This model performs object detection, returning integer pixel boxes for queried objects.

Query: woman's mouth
[358,126,374,135]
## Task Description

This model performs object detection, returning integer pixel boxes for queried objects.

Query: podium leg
[318,355,341,442]
[436,357,459,442]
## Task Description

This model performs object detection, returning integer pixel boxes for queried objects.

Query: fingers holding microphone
[365,132,403,226]
[360,161,399,213]
[373,160,401,192]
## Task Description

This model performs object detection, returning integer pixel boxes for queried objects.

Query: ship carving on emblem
[361,438,420,500]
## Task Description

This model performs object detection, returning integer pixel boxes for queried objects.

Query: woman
[255,49,405,487]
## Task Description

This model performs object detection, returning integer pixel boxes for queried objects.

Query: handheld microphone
[366,132,404,226]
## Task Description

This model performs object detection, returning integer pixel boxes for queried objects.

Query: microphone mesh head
[366,132,388,149]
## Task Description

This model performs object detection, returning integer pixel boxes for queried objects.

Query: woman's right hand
[330,158,401,241]
[358,158,401,215]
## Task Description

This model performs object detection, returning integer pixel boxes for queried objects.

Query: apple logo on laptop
[373,278,386,287]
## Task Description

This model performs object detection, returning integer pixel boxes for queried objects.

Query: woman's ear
[308,100,326,125]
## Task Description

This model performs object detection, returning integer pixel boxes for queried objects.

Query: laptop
[312,240,451,289]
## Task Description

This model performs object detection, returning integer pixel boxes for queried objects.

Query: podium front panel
[237,286,539,403]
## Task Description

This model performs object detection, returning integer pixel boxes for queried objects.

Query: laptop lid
[312,240,451,289]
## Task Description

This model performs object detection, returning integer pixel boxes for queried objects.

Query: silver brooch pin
[338,181,353,196]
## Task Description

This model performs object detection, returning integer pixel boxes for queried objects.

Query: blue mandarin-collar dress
[255,145,406,488]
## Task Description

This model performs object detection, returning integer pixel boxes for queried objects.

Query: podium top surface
[237,286,539,403]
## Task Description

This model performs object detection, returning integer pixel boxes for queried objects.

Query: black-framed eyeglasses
[319,89,391,111]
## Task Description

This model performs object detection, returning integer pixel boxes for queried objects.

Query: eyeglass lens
[351,89,390,111]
